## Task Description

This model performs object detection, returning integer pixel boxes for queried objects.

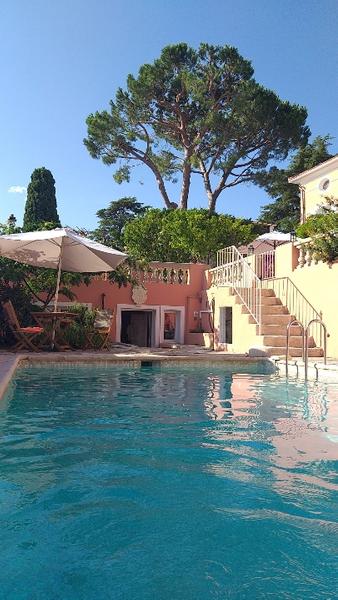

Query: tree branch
[111,137,174,208]
[179,149,192,209]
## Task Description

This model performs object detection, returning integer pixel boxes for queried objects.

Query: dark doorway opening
[121,310,153,347]
[225,307,233,344]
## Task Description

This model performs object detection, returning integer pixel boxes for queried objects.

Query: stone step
[260,296,282,306]
[265,347,324,358]
[261,289,275,297]
[242,304,288,315]
[261,305,289,315]
[258,324,303,335]
[261,314,295,325]
[262,335,313,348]
[249,314,295,325]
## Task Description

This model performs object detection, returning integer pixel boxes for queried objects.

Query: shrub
[61,304,97,349]
[296,197,338,264]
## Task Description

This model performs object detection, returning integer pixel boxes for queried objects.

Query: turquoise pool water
[0,363,337,599]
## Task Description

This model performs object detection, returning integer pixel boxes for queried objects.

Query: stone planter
[203,333,214,349]
[185,332,214,348]
[185,332,204,345]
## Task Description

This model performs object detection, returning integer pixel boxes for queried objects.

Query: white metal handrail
[261,277,324,349]
[251,251,276,279]
[211,246,262,332]
[217,248,276,280]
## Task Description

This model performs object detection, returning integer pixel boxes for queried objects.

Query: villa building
[64,156,338,358]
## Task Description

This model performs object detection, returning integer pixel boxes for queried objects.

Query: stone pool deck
[1,346,338,400]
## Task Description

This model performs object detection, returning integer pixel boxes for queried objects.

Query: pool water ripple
[0,364,337,599]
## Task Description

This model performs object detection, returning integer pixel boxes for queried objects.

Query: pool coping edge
[0,352,273,400]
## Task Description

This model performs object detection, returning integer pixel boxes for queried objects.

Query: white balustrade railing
[295,237,316,268]
[211,246,262,331]
[141,264,190,285]
[92,264,190,285]
[295,232,338,268]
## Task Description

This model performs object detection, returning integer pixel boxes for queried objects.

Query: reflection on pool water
[0,364,337,599]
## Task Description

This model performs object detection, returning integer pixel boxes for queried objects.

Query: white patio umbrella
[0,227,127,311]
[256,231,292,244]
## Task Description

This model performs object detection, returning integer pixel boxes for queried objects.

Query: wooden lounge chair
[2,300,45,352]
[85,310,114,350]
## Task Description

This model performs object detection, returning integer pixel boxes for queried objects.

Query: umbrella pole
[51,256,62,349]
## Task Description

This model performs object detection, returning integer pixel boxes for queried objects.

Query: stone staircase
[238,288,324,357]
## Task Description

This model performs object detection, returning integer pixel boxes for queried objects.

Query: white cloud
[8,185,27,194]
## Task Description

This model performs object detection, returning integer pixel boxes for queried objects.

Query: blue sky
[1,0,337,229]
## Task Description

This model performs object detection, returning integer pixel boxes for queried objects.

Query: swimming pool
[0,363,337,599]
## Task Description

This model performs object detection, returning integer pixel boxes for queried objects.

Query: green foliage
[257,136,333,232]
[296,196,338,264]
[85,43,309,212]
[92,197,150,286]
[6,214,20,233]
[93,196,148,250]
[62,304,97,349]
[124,208,256,263]
[106,262,138,287]
[0,253,91,305]
[23,167,61,231]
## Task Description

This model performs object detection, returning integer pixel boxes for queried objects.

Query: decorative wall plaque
[131,285,147,305]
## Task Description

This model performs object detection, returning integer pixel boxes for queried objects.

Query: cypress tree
[23,167,61,231]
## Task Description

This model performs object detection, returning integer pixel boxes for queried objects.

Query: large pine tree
[23,167,61,231]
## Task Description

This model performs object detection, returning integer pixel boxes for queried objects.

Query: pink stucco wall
[59,263,209,344]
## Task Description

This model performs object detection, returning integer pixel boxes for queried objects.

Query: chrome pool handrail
[304,318,328,380]
[286,319,305,377]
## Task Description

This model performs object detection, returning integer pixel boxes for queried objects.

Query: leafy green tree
[23,167,61,231]
[296,195,338,264]
[7,214,19,232]
[257,136,333,232]
[85,43,309,213]
[124,208,256,263]
[93,196,148,250]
